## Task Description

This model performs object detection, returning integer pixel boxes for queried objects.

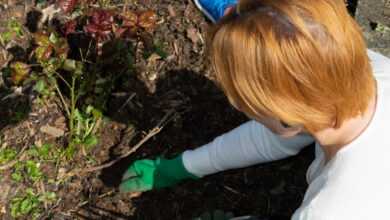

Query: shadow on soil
[0,72,33,131]
[94,70,314,220]
[99,69,246,188]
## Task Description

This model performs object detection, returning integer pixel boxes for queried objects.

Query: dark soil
[2,0,388,219]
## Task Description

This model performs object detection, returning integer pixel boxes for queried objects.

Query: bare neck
[313,95,377,161]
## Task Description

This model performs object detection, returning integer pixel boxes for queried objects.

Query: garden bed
[2,0,385,219]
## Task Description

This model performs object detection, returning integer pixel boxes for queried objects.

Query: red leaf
[63,20,77,36]
[35,45,54,62]
[58,0,79,13]
[84,10,114,42]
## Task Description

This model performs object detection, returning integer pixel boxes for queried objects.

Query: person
[120,0,390,219]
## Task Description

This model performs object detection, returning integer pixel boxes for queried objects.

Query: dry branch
[66,109,177,177]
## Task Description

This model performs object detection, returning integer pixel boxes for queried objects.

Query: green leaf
[11,172,23,182]
[43,58,63,73]
[9,19,24,37]
[10,188,41,218]
[83,135,98,147]
[49,32,59,44]
[20,198,34,214]
[0,148,17,164]
[39,144,51,159]
[25,160,43,182]
[34,79,46,94]
[63,59,77,71]
[39,192,56,203]
[75,61,84,75]
[35,45,53,63]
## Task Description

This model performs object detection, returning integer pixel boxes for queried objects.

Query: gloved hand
[119,154,199,193]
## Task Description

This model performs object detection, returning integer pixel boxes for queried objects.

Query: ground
[0,0,388,220]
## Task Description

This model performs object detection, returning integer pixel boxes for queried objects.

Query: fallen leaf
[54,116,67,130]
[40,125,65,137]
[40,4,61,26]
[167,5,176,17]
[147,53,161,63]
[186,27,200,44]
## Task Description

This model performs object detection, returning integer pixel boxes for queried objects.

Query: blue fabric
[198,0,237,21]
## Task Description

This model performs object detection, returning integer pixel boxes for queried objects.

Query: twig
[67,190,115,214]
[39,180,48,209]
[53,71,71,89]
[54,81,71,118]
[66,110,177,176]
[118,92,136,112]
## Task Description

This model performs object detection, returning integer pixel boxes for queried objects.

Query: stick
[66,190,115,215]
[118,92,136,112]
[66,110,177,176]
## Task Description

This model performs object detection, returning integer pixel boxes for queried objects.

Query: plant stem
[53,71,71,89]
[54,81,71,118]
[69,76,77,140]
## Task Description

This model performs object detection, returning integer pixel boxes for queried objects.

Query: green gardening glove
[119,154,199,193]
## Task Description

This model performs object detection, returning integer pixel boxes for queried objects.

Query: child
[120,0,390,219]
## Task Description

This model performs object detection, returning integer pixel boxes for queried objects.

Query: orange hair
[207,0,375,132]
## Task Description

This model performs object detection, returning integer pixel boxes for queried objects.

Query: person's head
[207,0,375,136]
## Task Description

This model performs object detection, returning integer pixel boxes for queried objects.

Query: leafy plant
[25,160,43,182]
[0,18,24,46]
[10,62,31,85]
[34,32,69,65]
[10,188,41,219]
[84,9,115,54]
[33,78,55,99]
[10,188,56,219]
[72,105,101,148]
[11,162,24,182]
[32,32,84,143]
[0,148,17,164]
[28,143,59,161]
[11,160,43,183]
[117,10,158,38]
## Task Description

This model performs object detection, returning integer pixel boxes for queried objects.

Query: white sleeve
[182,120,314,177]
